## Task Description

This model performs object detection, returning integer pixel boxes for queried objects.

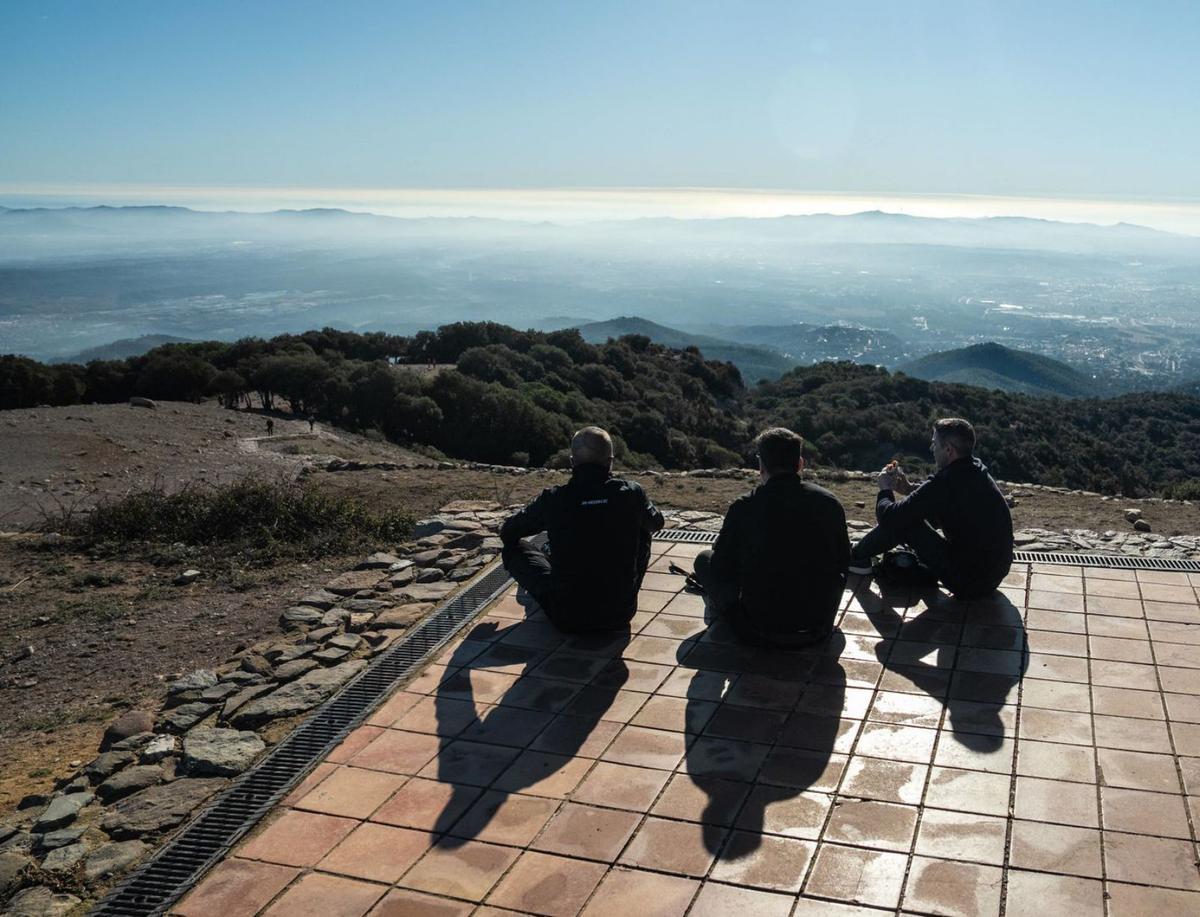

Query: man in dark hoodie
[849,417,1013,597]
[692,427,850,647]
[500,426,664,632]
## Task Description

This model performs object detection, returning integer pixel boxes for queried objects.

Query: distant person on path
[307,415,315,432]
[501,426,664,632]
[265,418,274,436]
[849,417,1014,597]
[692,427,850,647]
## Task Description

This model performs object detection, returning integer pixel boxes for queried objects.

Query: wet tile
[607,659,674,692]
[371,777,482,831]
[1009,820,1102,878]
[1091,686,1164,720]
[854,722,937,762]
[630,694,716,733]
[949,670,1020,705]
[1014,776,1098,828]
[418,739,521,786]
[1097,748,1182,793]
[1084,595,1142,618]
[824,799,917,851]
[447,789,560,846]
[924,766,1011,817]
[530,651,611,684]
[367,889,472,917]
[1027,590,1086,613]
[1087,615,1149,640]
[1016,739,1096,783]
[579,867,698,917]
[704,705,788,743]
[174,858,299,917]
[238,810,358,867]
[1103,831,1200,890]
[392,696,476,736]
[566,687,649,723]
[868,691,944,728]
[933,736,1015,774]
[1025,608,1086,635]
[652,772,751,825]
[779,713,861,755]
[437,668,521,703]
[1090,659,1156,690]
[1100,785,1192,837]
[758,746,846,792]
[1027,629,1088,657]
[1092,714,1172,753]
[840,756,928,804]
[678,736,769,781]
[398,838,521,901]
[1090,635,1154,664]
[1018,708,1093,745]
[260,872,385,917]
[459,707,555,747]
[913,810,1006,866]
[1025,651,1088,683]
[494,676,582,713]
[657,667,733,701]
[486,850,607,916]
[532,802,642,861]
[710,832,814,892]
[493,749,593,798]
[600,725,688,770]
[571,759,671,811]
[737,787,832,839]
[1003,871,1103,917]
[317,822,430,883]
[620,816,723,876]
[1105,882,1200,915]
[349,729,442,775]
[293,766,407,820]
[726,674,805,710]
[689,882,795,917]
[902,857,1002,917]
[804,844,907,909]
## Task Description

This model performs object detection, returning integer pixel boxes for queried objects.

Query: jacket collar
[571,463,611,484]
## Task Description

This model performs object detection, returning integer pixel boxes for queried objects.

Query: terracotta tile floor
[174,550,1200,916]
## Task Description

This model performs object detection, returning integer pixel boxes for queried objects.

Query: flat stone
[199,682,241,703]
[280,606,323,626]
[139,735,177,763]
[41,842,86,873]
[265,642,314,664]
[173,569,201,586]
[440,500,500,512]
[347,612,375,631]
[373,604,432,629]
[320,608,351,627]
[238,654,273,676]
[273,658,319,681]
[223,670,266,686]
[358,552,403,569]
[388,566,417,587]
[306,626,339,643]
[341,598,391,613]
[83,840,148,883]
[412,548,446,564]
[32,793,93,833]
[414,567,444,583]
[4,885,82,916]
[182,728,266,777]
[325,569,387,595]
[101,778,226,840]
[327,634,362,651]
[221,684,276,721]
[0,850,29,898]
[0,831,34,854]
[97,765,162,803]
[311,646,351,663]
[412,518,447,538]
[84,751,135,784]
[168,670,217,696]
[38,827,85,850]
[101,711,156,751]
[448,567,478,582]
[1134,519,1152,532]
[157,702,214,734]
[230,661,367,729]
[394,582,455,603]
[295,590,340,610]
[0,814,27,845]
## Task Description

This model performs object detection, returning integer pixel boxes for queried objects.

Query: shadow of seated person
[852,577,1027,754]
[430,593,631,847]
[675,627,847,860]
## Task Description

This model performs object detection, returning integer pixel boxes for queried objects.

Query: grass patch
[70,571,126,589]
[59,478,412,561]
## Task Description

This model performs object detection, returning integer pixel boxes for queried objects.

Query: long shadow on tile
[854,579,1028,753]
[676,630,846,858]
[431,614,631,846]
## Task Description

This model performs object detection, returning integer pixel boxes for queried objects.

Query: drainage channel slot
[91,563,514,916]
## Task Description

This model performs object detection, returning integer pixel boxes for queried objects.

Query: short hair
[934,417,976,455]
[571,426,613,466]
[754,427,804,473]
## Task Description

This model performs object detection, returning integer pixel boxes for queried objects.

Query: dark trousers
[692,549,834,648]
[502,537,649,633]
[854,518,1002,599]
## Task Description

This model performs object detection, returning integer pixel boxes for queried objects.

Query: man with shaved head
[501,426,664,632]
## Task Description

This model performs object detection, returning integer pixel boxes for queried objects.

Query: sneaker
[847,554,875,576]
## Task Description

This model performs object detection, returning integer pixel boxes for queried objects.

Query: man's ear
[798,456,806,473]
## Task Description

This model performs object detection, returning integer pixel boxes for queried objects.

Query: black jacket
[876,456,1013,588]
[500,464,664,610]
[710,473,850,635]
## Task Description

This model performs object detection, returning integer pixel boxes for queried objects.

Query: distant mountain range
[898,342,1093,397]
[53,334,193,364]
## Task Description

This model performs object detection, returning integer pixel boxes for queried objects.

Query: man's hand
[892,470,913,496]
[876,467,898,491]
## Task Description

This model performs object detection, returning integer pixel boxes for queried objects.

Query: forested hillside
[4,323,1200,496]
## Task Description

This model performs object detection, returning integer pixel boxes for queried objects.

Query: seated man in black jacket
[692,427,850,647]
[500,426,664,632]
[849,417,1013,598]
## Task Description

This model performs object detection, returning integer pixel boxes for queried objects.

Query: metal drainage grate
[1014,550,1200,572]
[91,562,514,917]
[657,528,1200,573]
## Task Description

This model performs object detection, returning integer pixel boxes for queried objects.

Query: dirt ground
[1,400,1198,814]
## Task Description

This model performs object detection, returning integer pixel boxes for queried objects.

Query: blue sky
[2,1,1197,206]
